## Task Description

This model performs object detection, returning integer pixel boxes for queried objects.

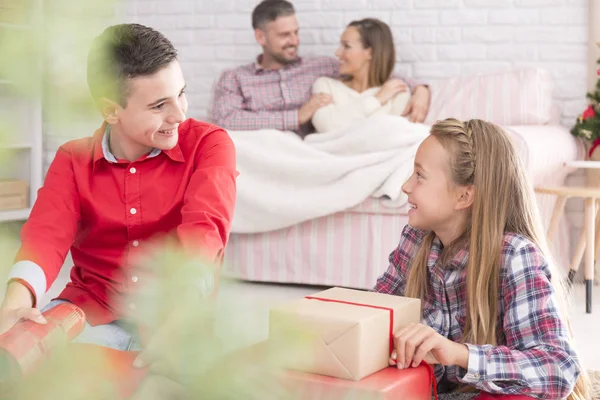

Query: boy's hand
[132,324,202,377]
[0,307,46,335]
[390,323,469,369]
[0,281,45,335]
[133,324,178,379]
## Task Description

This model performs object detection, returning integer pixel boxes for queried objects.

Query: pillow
[424,68,554,126]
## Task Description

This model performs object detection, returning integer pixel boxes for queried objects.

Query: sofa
[222,68,584,290]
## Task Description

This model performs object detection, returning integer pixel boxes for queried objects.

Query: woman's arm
[311,77,383,133]
[390,90,412,117]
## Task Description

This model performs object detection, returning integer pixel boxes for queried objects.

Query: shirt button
[130,167,136,174]
[474,372,480,379]
[130,208,137,215]
[132,240,139,247]
[131,276,139,283]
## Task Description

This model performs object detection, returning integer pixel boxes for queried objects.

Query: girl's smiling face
[402,135,473,245]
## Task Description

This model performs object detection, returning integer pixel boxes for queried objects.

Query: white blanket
[229,115,430,233]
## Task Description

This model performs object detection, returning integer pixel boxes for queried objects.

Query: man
[0,23,237,369]
[212,0,431,135]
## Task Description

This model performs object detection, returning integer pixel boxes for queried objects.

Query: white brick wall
[108,0,589,125]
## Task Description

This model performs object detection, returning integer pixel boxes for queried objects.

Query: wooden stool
[535,186,600,313]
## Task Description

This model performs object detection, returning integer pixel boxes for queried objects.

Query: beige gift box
[269,287,421,381]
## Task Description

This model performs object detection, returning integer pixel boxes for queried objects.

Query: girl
[311,18,429,133]
[373,119,589,400]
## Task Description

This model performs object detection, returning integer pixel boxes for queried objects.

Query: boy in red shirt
[0,23,237,366]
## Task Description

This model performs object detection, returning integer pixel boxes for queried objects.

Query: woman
[311,18,411,133]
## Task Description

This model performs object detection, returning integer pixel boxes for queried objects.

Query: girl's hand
[389,348,439,368]
[389,323,469,369]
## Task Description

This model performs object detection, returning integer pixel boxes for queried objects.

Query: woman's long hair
[346,18,395,87]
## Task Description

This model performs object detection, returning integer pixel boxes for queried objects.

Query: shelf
[565,161,600,169]
[0,143,32,149]
[0,0,41,225]
[0,208,30,222]
[0,22,32,30]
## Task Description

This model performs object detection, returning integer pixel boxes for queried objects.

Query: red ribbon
[305,296,395,354]
[589,137,600,158]
[305,295,438,400]
[423,361,439,400]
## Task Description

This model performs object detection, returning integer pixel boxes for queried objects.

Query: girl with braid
[374,119,589,400]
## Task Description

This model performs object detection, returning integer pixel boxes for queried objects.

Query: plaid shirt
[373,225,581,399]
[211,55,423,134]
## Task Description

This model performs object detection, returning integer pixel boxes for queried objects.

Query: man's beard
[270,46,298,65]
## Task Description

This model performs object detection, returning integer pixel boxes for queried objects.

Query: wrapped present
[279,366,535,400]
[0,302,86,395]
[269,287,421,381]
[279,363,437,400]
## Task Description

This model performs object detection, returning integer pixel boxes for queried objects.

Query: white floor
[38,259,600,372]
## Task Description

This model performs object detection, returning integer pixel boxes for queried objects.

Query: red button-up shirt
[13,119,237,325]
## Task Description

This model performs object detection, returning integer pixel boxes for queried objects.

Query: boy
[0,23,237,365]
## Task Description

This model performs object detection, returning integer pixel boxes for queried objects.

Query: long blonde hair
[405,118,589,399]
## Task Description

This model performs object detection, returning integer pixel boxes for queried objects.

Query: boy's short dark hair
[251,0,295,30]
[87,23,177,107]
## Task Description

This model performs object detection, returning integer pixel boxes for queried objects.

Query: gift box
[0,303,86,396]
[269,287,421,381]
[279,364,436,400]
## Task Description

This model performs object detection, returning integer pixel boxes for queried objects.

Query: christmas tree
[571,61,600,147]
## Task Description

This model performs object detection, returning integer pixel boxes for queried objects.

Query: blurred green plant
[0,0,117,147]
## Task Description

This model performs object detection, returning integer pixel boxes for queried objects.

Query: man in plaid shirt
[211,0,431,135]
[373,225,581,399]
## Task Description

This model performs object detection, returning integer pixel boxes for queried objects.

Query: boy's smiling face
[103,60,188,161]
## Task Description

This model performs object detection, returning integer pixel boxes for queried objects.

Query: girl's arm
[390,90,412,117]
[457,240,581,399]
